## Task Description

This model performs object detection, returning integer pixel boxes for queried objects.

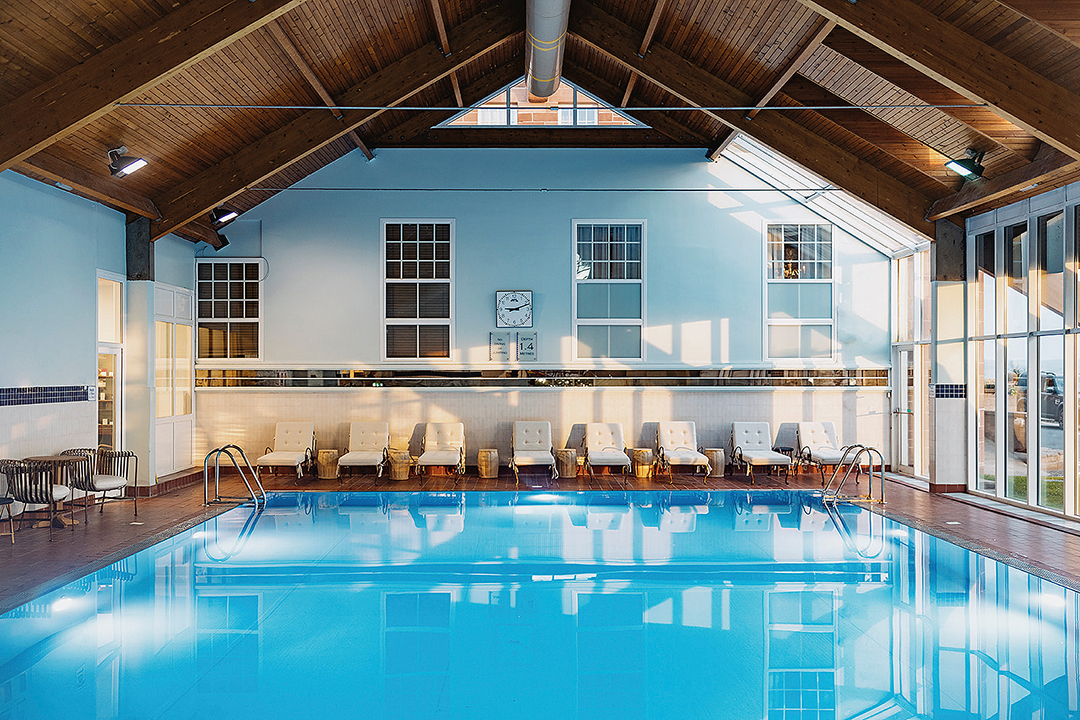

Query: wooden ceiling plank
[991,2,1080,47]
[746,19,834,120]
[17,151,160,219]
[927,144,1078,220]
[569,0,938,236]
[0,0,312,173]
[265,20,375,161]
[797,0,1080,160]
[149,2,522,241]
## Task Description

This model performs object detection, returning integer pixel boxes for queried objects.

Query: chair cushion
[417,449,461,466]
[256,451,306,467]
[513,421,552,452]
[657,422,699,453]
[588,450,631,466]
[798,422,839,452]
[339,450,384,467]
[732,422,774,452]
[742,449,791,466]
[51,484,71,502]
[513,450,555,466]
[348,422,389,453]
[424,423,464,449]
[585,423,626,454]
[92,474,128,491]
[664,449,710,466]
[809,447,846,465]
[273,422,314,453]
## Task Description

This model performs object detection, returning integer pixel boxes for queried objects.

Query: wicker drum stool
[704,448,726,477]
[388,450,412,481]
[556,448,578,478]
[631,448,654,478]
[478,449,499,479]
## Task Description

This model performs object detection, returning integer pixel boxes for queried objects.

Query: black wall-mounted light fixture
[945,149,985,180]
[210,206,239,228]
[107,146,147,177]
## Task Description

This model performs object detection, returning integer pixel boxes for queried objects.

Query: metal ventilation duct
[526,0,571,99]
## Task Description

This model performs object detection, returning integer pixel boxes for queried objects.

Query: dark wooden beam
[17,152,160,219]
[620,0,668,111]
[427,0,467,113]
[926,144,1078,220]
[564,63,712,146]
[569,0,939,236]
[267,20,376,161]
[0,0,310,172]
[798,0,1080,160]
[821,30,1036,162]
[174,220,228,250]
[150,3,522,241]
[745,19,834,121]
[380,127,688,147]
[781,75,955,190]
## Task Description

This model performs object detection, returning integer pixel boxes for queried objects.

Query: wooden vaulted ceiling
[3,0,1080,247]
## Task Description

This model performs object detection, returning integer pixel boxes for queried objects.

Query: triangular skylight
[439,77,647,128]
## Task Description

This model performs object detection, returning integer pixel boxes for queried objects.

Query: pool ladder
[203,444,266,509]
[822,444,885,504]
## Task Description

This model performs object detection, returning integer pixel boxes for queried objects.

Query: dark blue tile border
[0,385,90,407]
[934,383,966,399]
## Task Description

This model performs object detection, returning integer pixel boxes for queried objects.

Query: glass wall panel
[920,252,932,341]
[896,255,913,342]
[976,232,996,337]
[1038,212,1064,331]
[975,340,996,493]
[175,324,192,416]
[155,321,173,419]
[1005,337,1029,502]
[98,278,123,344]
[919,344,931,477]
[1005,223,1028,334]
[1038,335,1064,510]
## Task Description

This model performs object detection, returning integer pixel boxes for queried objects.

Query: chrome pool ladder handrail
[823,501,885,560]
[204,444,265,508]
[202,503,264,562]
[823,445,885,504]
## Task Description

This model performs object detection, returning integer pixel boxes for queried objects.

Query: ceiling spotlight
[210,206,239,228]
[945,149,985,180]
[107,146,147,177]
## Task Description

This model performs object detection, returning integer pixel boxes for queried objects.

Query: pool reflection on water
[0,490,1076,720]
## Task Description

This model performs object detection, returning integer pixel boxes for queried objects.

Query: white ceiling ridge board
[723,135,926,257]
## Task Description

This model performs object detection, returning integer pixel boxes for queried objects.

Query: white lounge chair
[338,422,390,481]
[255,422,315,481]
[798,421,868,485]
[510,421,558,484]
[731,422,791,483]
[415,423,465,477]
[656,421,711,481]
[583,423,631,478]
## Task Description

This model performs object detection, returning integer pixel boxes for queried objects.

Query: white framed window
[573,220,644,360]
[765,224,834,360]
[196,259,262,359]
[383,220,453,360]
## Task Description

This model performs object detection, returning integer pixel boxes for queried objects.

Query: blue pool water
[1,490,1077,720]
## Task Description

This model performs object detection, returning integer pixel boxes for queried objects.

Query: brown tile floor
[3,466,1080,615]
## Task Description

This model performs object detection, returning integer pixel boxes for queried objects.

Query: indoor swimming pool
[0,490,1076,720]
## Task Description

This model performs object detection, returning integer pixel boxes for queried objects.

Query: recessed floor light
[945,521,961,525]
[130,521,144,526]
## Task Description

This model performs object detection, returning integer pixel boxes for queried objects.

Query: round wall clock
[496,290,533,328]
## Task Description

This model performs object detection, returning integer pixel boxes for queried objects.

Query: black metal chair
[0,478,14,544]
[1,459,71,541]
[62,447,138,517]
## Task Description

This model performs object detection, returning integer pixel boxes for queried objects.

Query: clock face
[496,291,533,328]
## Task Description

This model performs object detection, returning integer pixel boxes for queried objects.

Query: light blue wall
[156,235,196,290]
[0,171,125,386]
[203,148,893,368]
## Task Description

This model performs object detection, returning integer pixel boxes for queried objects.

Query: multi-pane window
[766,224,833,360]
[384,221,452,359]
[196,260,260,359]
[574,221,644,360]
